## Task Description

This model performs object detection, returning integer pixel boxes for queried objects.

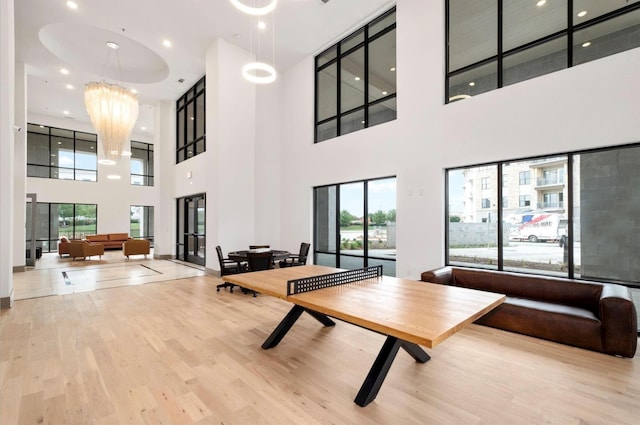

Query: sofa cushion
[452,268,602,313]
[477,298,604,353]
[86,234,108,242]
[108,233,129,241]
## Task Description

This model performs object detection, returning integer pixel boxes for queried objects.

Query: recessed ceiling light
[582,41,591,48]
[536,0,546,6]
[190,116,194,120]
[66,84,74,90]
[390,67,396,72]
[39,125,45,128]
[63,110,70,115]
[577,10,587,17]
[382,91,388,95]
[106,41,120,50]
[258,21,267,30]
[469,81,475,86]
[98,159,116,165]
[354,76,361,81]
[130,88,138,94]
[162,39,172,48]
[141,126,147,131]
[361,120,365,124]
[60,68,69,75]
[66,1,78,10]
[107,174,121,180]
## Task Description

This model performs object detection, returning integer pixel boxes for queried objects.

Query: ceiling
[15,0,395,137]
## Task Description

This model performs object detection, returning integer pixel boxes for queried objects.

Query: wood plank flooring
[1,273,639,424]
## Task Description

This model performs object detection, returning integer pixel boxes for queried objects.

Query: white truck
[507,212,567,243]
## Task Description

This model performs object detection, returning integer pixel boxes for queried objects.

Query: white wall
[1,0,15,306]
[273,0,640,279]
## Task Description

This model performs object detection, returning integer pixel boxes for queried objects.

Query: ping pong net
[287,265,383,296]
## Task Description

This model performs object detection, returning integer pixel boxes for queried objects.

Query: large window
[130,205,154,243]
[314,177,396,276]
[26,203,97,253]
[130,141,154,186]
[315,7,396,142]
[446,143,640,296]
[27,124,97,181]
[176,76,205,163]
[446,0,640,103]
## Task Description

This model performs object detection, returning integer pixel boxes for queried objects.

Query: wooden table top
[222,265,505,348]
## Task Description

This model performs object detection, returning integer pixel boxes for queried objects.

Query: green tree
[369,210,388,226]
[449,215,462,222]
[340,210,357,227]
[387,209,396,223]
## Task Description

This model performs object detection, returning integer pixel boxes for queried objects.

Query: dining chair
[279,242,310,268]
[244,250,274,297]
[216,245,248,293]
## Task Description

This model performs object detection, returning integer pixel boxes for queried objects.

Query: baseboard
[205,267,220,277]
[1,291,14,309]
[13,265,26,273]
[153,254,174,260]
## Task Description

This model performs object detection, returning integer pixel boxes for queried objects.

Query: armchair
[123,239,151,258]
[279,242,310,268]
[58,237,71,257]
[68,240,105,260]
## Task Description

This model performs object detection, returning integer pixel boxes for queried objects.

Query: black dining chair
[244,250,274,297]
[279,242,310,268]
[216,245,248,293]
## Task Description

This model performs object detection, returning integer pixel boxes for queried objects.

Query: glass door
[177,194,205,266]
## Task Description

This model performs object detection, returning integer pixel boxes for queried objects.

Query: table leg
[261,305,335,349]
[354,336,430,407]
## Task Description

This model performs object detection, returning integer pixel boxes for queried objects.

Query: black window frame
[445,1,640,103]
[26,123,98,181]
[130,140,154,186]
[314,7,397,143]
[313,176,397,274]
[26,202,98,253]
[176,76,206,163]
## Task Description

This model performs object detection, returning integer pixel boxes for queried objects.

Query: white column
[13,61,27,271]
[153,100,176,259]
[0,0,15,308]
[205,38,257,272]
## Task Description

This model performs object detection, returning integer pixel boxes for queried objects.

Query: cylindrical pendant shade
[84,81,139,160]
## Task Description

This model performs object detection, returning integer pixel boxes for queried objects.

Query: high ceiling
[14,0,395,136]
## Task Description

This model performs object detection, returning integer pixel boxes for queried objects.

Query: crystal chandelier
[84,42,139,161]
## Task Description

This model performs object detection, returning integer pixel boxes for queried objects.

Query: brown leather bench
[421,266,637,358]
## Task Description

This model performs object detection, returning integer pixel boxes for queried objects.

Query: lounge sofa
[85,233,130,249]
[68,240,105,260]
[421,266,637,358]
[123,239,151,258]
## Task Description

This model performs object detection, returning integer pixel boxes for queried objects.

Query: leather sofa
[123,239,151,258]
[421,266,637,358]
[68,240,105,260]
[86,233,130,249]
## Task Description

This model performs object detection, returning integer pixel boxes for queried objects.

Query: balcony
[535,175,564,188]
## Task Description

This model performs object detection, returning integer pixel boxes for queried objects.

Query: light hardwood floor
[2,256,639,424]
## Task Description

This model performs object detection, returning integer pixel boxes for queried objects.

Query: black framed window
[26,202,97,253]
[27,124,97,181]
[446,0,640,103]
[176,76,205,163]
[315,7,396,143]
[446,142,640,287]
[314,176,396,276]
[130,205,154,243]
[130,141,154,186]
